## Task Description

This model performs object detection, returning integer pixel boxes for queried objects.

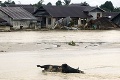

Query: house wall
[78,18,81,25]
[46,17,56,29]
[13,20,31,29]
[89,12,102,20]
[0,26,10,31]
[0,11,12,23]
[46,17,85,28]
[0,11,36,29]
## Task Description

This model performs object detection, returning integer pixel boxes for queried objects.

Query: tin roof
[103,12,120,20]
[34,6,90,18]
[0,7,37,20]
[6,4,37,14]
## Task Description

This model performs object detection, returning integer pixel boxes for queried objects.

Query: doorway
[41,17,46,28]
[97,13,101,19]
[20,26,23,29]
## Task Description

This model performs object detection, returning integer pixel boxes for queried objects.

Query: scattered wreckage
[53,16,78,30]
[37,64,84,73]
[52,16,118,30]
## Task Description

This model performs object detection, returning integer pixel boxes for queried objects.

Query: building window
[81,18,87,25]
[73,19,78,25]
[97,13,101,19]
[48,18,51,25]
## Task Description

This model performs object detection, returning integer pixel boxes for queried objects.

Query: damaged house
[92,17,117,29]
[0,7,37,30]
[103,12,120,27]
[33,5,105,29]
[86,12,119,30]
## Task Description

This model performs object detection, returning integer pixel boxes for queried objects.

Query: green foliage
[100,1,120,12]
[64,0,71,5]
[47,2,52,6]
[100,1,114,12]
[34,0,44,8]
[56,0,71,6]
[0,0,15,7]
[68,41,76,46]
[81,1,89,6]
[113,7,120,12]
[56,0,62,6]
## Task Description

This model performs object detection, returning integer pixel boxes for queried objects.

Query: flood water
[0,30,120,80]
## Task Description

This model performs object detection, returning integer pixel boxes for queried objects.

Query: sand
[0,30,120,80]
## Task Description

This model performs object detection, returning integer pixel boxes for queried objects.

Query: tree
[11,1,15,4]
[0,1,2,6]
[34,0,44,8]
[113,7,120,12]
[0,0,15,7]
[47,2,52,6]
[56,0,62,6]
[100,1,114,12]
[64,0,71,5]
[81,1,89,6]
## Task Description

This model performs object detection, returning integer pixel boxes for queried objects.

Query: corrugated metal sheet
[103,12,120,20]
[83,6,95,12]
[84,6,105,12]
[111,13,120,26]
[6,4,37,14]
[0,7,37,20]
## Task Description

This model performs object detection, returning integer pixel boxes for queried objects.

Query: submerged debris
[0,50,6,52]
[68,41,76,46]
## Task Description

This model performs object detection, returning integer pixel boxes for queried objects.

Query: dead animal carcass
[37,64,84,73]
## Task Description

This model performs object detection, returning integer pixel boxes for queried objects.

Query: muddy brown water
[0,30,120,80]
